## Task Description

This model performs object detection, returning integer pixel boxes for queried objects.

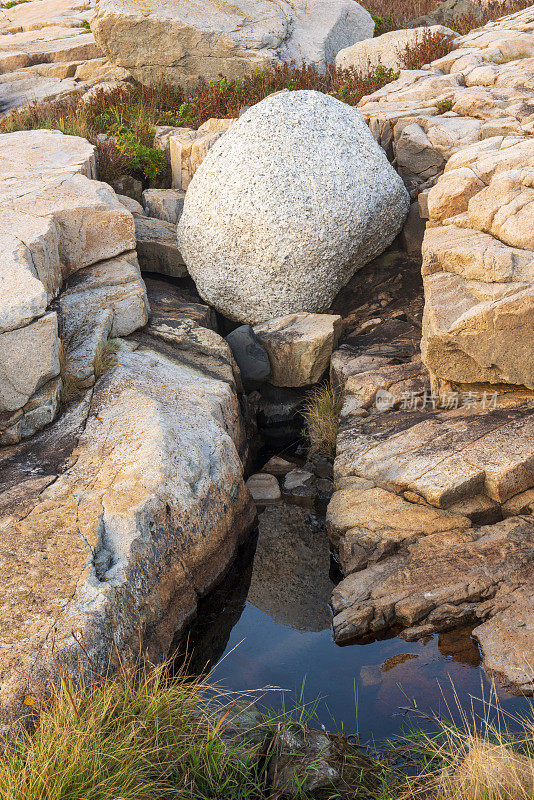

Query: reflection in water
[247,505,333,632]
[179,506,530,742]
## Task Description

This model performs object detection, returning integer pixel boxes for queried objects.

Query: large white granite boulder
[90,0,375,89]
[178,91,410,324]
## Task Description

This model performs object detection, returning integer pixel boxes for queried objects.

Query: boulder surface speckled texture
[90,0,374,90]
[178,91,410,324]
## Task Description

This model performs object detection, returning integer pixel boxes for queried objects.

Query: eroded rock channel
[1,0,534,745]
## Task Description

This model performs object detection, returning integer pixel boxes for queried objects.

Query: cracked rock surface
[0,326,254,725]
[327,317,534,692]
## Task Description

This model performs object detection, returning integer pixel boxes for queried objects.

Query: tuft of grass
[0,652,391,800]
[93,339,120,379]
[0,660,270,800]
[0,0,32,7]
[435,97,454,113]
[59,344,86,405]
[397,29,455,71]
[302,383,343,459]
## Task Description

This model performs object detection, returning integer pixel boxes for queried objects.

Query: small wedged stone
[225,325,271,393]
[144,276,217,331]
[134,215,187,278]
[246,472,281,504]
[142,188,185,224]
[254,312,342,388]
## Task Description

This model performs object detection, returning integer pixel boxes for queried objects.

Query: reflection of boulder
[175,536,256,674]
[438,627,481,668]
[248,506,334,632]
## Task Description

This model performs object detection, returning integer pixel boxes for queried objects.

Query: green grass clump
[302,383,344,459]
[0,662,268,800]
[435,97,454,113]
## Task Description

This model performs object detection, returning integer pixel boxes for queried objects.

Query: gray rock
[283,468,317,508]
[246,472,281,504]
[142,188,186,224]
[225,325,271,392]
[178,91,410,324]
[409,0,484,28]
[144,276,217,330]
[113,174,143,203]
[134,215,187,278]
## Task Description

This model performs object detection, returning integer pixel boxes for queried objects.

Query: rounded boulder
[178,91,410,324]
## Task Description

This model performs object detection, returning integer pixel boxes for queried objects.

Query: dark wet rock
[219,699,267,766]
[144,276,217,330]
[282,468,317,509]
[225,325,271,393]
[305,453,334,481]
[134,215,187,278]
[268,724,339,797]
[257,384,305,449]
[247,505,334,632]
[113,174,143,203]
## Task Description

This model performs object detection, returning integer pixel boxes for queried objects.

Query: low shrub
[0,63,399,185]
[435,97,454,113]
[397,28,455,70]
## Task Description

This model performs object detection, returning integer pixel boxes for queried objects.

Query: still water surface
[182,505,530,742]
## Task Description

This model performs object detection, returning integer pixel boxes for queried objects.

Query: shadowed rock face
[90,0,374,90]
[0,326,255,727]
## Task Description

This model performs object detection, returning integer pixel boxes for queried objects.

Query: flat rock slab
[144,276,217,330]
[0,328,254,724]
[330,516,534,691]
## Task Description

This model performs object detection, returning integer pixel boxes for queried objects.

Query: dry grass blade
[93,339,120,379]
[302,383,343,459]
